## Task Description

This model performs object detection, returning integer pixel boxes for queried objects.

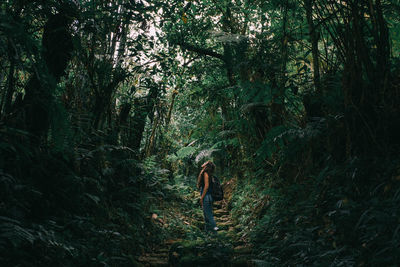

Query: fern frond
[195,148,219,163]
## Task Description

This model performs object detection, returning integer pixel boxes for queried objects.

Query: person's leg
[208,195,217,231]
[201,188,210,231]
[203,194,217,232]
[202,202,210,231]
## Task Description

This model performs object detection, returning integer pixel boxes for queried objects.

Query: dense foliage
[1,0,400,266]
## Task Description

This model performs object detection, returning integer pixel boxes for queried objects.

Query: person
[197,160,218,233]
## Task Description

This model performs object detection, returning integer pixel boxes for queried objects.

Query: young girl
[197,160,218,233]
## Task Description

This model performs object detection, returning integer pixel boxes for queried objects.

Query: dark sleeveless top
[200,171,213,195]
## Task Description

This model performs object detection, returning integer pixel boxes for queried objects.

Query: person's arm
[201,160,211,168]
[200,172,209,207]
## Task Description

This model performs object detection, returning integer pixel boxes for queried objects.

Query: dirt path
[138,195,255,266]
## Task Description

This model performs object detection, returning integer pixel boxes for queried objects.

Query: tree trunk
[272,0,289,126]
[3,38,16,116]
[145,110,159,157]
[23,13,73,142]
[305,0,321,94]
[165,90,178,127]
[129,85,159,153]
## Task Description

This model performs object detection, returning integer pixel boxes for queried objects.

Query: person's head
[202,160,215,174]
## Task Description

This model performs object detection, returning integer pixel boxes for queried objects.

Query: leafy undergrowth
[229,157,400,266]
[0,136,179,266]
[169,238,233,266]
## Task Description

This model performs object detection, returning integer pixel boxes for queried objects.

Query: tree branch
[178,42,225,61]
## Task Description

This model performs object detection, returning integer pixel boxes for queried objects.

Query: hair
[197,161,215,188]
[204,161,215,174]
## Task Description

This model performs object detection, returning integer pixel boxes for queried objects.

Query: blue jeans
[202,193,216,232]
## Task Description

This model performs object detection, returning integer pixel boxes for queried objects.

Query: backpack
[210,175,224,201]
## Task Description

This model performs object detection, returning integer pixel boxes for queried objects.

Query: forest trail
[138,185,256,267]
